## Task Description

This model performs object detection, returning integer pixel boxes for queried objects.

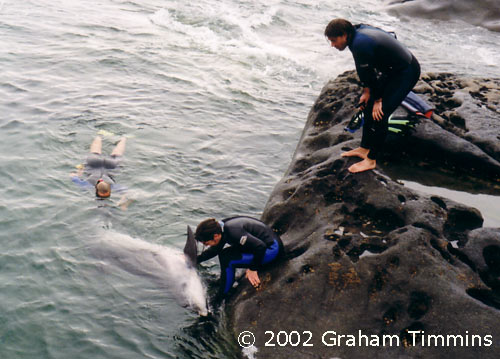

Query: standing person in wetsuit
[195,217,283,297]
[71,136,129,204]
[325,18,421,173]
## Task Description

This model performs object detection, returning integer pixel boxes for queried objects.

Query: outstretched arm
[197,240,224,264]
[70,165,93,188]
[238,233,268,288]
[70,164,84,177]
[117,195,133,210]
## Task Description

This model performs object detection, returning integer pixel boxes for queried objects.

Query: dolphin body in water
[90,230,207,316]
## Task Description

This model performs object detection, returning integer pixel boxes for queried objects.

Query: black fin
[184,225,198,267]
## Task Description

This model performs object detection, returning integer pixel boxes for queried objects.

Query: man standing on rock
[325,18,420,173]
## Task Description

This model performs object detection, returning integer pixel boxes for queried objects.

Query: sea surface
[1,0,499,358]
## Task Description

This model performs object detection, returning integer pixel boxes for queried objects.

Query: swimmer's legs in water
[111,137,127,157]
[90,136,102,154]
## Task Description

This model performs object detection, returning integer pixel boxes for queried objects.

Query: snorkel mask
[345,109,364,133]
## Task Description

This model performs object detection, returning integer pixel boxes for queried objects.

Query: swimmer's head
[95,179,111,198]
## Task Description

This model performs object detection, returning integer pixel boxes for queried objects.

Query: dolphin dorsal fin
[184,225,198,267]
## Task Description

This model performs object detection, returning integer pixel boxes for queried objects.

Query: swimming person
[325,18,421,173]
[195,217,283,298]
[71,136,129,206]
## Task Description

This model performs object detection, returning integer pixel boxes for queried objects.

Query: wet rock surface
[385,0,500,32]
[226,72,500,358]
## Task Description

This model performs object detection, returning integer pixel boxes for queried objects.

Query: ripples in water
[1,0,499,358]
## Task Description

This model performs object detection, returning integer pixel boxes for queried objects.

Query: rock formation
[226,72,500,358]
[385,0,500,32]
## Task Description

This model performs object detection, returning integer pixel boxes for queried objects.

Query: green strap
[388,119,411,125]
[388,127,402,133]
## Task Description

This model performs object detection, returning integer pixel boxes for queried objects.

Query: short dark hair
[195,218,222,242]
[324,18,355,39]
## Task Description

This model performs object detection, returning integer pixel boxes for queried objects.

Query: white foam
[359,250,378,259]
[242,345,258,359]
[476,46,499,67]
[150,4,296,67]
[150,8,220,50]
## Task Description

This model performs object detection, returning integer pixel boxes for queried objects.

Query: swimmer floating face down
[95,179,111,198]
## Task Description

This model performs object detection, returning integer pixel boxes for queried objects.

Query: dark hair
[324,18,355,40]
[195,218,222,242]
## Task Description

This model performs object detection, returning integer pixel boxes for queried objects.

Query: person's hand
[72,164,84,177]
[245,269,261,288]
[373,99,384,121]
[359,88,370,109]
[119,199,133,211]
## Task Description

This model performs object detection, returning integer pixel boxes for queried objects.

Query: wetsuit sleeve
[197,241,224,264]
[240,233,267,271]
[352,46,376,88]
[71,176,92,188]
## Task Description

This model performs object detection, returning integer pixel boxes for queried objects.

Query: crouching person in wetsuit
[195,217,283,297]
[325,18,421,173]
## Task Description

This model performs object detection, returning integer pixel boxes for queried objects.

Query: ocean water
[1,0,499,358]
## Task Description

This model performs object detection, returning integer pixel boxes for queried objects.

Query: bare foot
[348,158,376,173]
[341,147,369,159]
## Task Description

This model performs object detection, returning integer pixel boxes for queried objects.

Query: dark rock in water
[385,0,500,32]
[225,72,500,358]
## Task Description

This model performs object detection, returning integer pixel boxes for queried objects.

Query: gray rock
[224,72,500,358]
[455,228,500,294]
[385,0,500,32]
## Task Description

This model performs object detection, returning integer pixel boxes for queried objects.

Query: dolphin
[90,230,208,316]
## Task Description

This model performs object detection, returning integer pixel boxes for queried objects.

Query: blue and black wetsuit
[197,216,283,295]
[349,24,421,159]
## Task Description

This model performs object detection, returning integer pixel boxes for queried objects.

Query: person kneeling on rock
[195,216,283,298]
[325,18,421,173]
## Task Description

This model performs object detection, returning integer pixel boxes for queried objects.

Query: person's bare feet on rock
[348,158,376,173]
[341,147,369,159]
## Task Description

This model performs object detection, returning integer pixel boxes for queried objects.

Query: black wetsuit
[349,24,421,159]
[197,216,283,295]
